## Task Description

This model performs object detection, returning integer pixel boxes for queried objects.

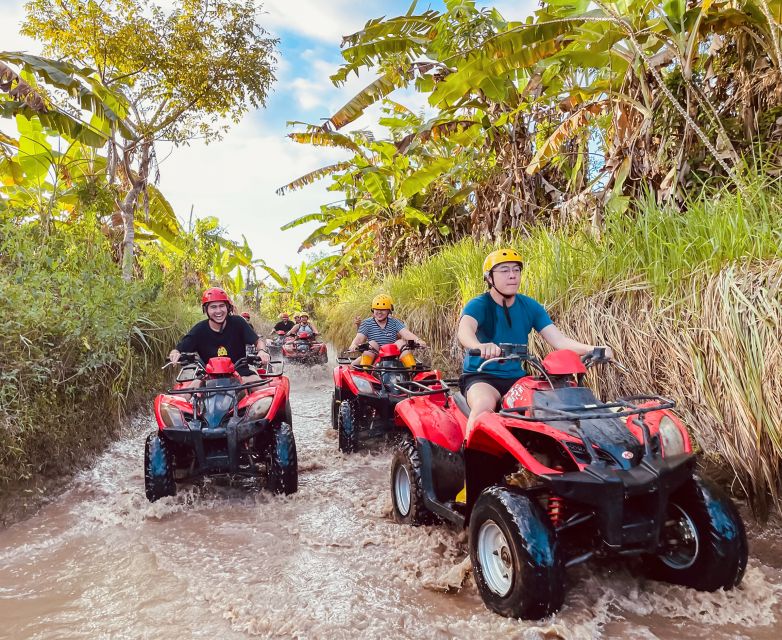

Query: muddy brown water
[1,365,781,639]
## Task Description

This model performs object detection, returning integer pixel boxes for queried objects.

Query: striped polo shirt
[358,316,406,346]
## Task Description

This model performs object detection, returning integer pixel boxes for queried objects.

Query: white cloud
[261,0,390,43]
[156,117,349,272]
[0,1,40,52]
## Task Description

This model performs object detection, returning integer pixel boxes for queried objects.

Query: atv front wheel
[390,436,434,525]
[267,422,298,495]
[144,432,176,502]
[643,475,747,591]
[338,399,359,453]
[469,486,565,619]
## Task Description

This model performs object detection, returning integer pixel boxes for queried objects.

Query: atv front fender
[395,397,463,452]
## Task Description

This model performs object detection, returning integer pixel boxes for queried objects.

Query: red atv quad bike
[331,341,441,453]
[389,344,747,620]
[144,352,298,502]
[281,331,328,365]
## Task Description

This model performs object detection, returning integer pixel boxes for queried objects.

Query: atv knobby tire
[267,422,298,495]
[144,432,176,502]
[390,436,435,525]
[469,486,565,619]
[338,399,359,453]
[643,475,747,591]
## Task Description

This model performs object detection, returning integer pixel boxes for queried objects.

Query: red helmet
[241,312,250,319]
[201,287,233,313]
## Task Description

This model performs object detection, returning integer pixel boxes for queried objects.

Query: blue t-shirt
[461,293,553,377]
[358,316,406,346]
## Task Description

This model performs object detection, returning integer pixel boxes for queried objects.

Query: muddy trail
[1,364,781,639]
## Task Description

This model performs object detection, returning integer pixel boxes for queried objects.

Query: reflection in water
[0,364,780,639]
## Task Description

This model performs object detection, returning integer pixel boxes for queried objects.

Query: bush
[0,219,198,496]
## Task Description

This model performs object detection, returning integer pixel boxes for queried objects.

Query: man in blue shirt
[348,294,426,361]
[457,248,613,435]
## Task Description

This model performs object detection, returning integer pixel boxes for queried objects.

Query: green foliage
[322,171,782,355]
[0,219,197,488]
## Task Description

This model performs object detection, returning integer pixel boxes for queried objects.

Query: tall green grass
[320,174,782,517]
[0,220,199,508]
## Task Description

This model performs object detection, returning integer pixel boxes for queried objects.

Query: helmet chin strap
[488,273,515,327]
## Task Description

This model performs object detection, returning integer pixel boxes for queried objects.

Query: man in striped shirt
[348,294,426,359]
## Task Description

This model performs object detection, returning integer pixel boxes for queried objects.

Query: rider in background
[457,249,613,436]
[240,311,255,332]
[348,294,426,365]
[274,312,295,333]
[169,288,269,384]
[287,312,319,338]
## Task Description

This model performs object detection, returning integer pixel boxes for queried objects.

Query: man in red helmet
[168,288,269,382]
[240,311,255,332]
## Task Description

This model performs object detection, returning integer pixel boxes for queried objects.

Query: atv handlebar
[468,344,531,373]
[581,347,629,374]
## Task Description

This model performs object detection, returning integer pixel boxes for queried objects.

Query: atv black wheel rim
[659,503,699,570]
[477,520,513,596]
[394,465,411,516]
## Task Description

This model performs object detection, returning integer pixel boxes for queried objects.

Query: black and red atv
[144,352,298,502]
[389,344,747,620]
[331,341,441,453]
[281,331,328,365]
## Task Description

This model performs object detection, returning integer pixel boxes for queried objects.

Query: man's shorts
[459,372,519,397]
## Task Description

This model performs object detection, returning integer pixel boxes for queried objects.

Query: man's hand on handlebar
[477,343,502,359]
[168,349,181,364]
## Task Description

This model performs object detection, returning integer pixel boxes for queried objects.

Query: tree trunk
[120,138,152,281]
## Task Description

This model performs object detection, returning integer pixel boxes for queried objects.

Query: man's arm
[348,332,368,350]
[398,327,426,347]
[457,315,501,359]
[539,325,613,358]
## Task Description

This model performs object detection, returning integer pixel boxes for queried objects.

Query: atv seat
[452,392,471,417]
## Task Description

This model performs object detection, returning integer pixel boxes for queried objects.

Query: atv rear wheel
[338,399,359,453]
[390,436,434,525]
[469,486,565,619]
[144,432,176,502]
[267,422,298,495]
[643,475,747,591]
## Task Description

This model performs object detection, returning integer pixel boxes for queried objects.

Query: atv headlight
[159,401,186,429]
[246,396,274,421]
[351,375,374,393]
[658,415,685,456]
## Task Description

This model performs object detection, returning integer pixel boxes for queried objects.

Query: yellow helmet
[371,294,394,310]
[483,248,523,274]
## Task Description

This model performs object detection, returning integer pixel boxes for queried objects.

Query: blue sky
[0,0,535,271]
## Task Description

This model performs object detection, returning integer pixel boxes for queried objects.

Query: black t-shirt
[177,315,259,376]
[274,319,295,332]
